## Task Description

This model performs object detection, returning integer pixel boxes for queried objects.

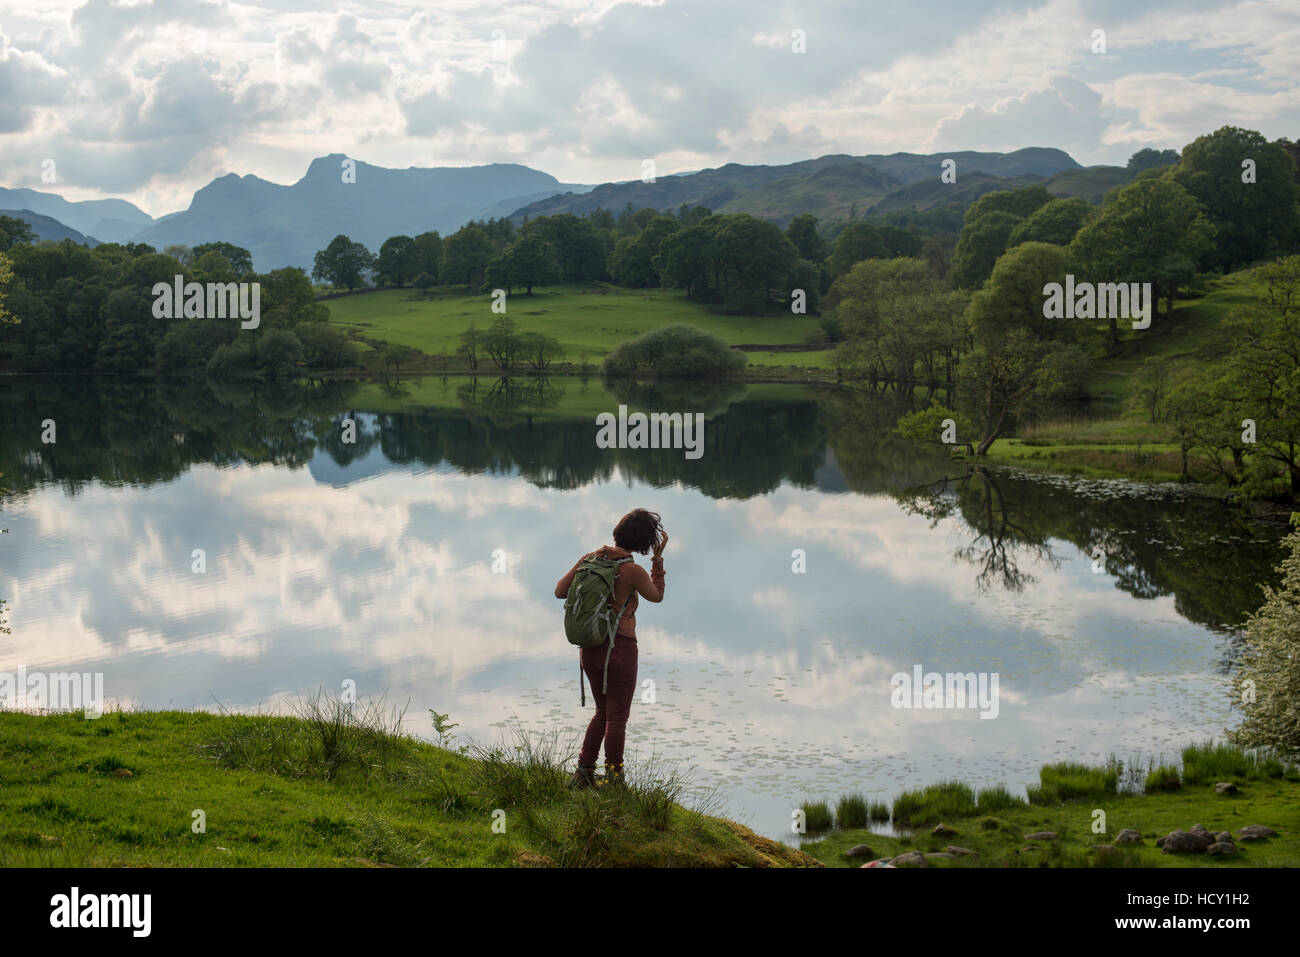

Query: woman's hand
[653,531,669,558]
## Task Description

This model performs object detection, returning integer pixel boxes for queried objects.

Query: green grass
[1145,766,1183,793]
[835,793,870,829]
[799,799,834,833]
[0,707,818,868]
[325,284,818,362]
[804,753,1300,868]
[892,780,977,826]
[1181,741,1292,786]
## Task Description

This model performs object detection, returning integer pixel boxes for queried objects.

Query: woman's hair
[613,509,663,554]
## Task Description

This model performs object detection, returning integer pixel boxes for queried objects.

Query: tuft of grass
[976,784,1025,812]
[1036,761,1119,803]
[868,801,891,823]
[799,799,834,833]
[892,780,977,826]
[835,793,869,829]
[1144,765,1182,793]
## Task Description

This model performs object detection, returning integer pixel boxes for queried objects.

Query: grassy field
[324,283,821,361]
[0,707,817,868]
[802,747,1299,868]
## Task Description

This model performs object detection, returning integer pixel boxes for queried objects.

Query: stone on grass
[1114,829,1142,844]
[931,823,959,836]
[1024,831,1058,841]
[891,850,928,868]
[1206,842,1239,856]
[844,844,874,859]
[945,845,978,857]
[1236,825,1278,841]
[1214,782,1238,795]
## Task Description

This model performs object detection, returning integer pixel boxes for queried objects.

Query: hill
[0,187,152,243]
[508,148,1082,224]
[0,209,100,246]
[129,155,594,272]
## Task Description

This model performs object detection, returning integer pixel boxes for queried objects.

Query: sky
[0,0,1297,217]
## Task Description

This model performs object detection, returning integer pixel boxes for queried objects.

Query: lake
[0,374,1285,841]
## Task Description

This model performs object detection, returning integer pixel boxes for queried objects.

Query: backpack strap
[601,567,634,695]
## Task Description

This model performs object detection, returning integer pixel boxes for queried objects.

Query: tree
[602,323,746,378]
[1228,522,1300,757]
[827,221,922,280]
[413,231,443,283]
[507,234,563,294]
[653,225,712,298]
[1174,126,1300,273]
[312,234,374,291]
[457,324,483,370]
[0,215,37,252]
[1008,197,1096,248]
[1069,177,1215,348]
[962,242,1087,453]
[1127,148,1180,172]
[517,331,565,370]
[440,225,495,290]
[0,252,17,325]
[949,186,1055,289]
[606,216,678,287]
[482,316,522,370]
[520,214,609,281]
[192,242,254,276]
[786,214,826,262]
[375,235,420,288]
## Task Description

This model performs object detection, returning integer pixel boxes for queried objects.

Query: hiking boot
[602,762,627,787]
[567,764,598,790]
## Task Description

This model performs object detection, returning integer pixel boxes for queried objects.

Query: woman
[554,509,668,788]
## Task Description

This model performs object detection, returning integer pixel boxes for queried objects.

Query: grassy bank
[801,746,1300,868]
[0,707,817,868]
[323,283,835,380]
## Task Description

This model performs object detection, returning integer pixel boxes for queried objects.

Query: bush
[601,323,746,378]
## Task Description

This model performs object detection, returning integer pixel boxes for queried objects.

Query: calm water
[0,375,1285,840]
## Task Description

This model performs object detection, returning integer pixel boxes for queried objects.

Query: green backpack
[563,554,633,705]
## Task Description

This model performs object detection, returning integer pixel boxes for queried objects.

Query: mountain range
[1,147,1135,272]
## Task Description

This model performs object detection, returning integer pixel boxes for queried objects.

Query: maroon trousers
[579,636,638,767]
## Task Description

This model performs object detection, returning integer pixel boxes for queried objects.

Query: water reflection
[0,375,1286,839]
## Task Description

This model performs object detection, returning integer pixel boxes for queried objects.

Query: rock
[111,768,133,778]
[1206,842,1239,856]
[1024,831,1058,841]
[1236,825,1278,840]
[861,859,895,868]
[1215,832,1234,845]
[931,823,958,836]
[843,844,875,859]
[1089,844,1118,857]
[1115,829,1143,844]
[924,852,956,860]
[1190,824,1210,836]
[891,850,929,868]
[1214,782,1239,794]
[1021,844,1039,852]
[945,845,978,856]
[1155,834,1167,847]
[1160,830,1209,854]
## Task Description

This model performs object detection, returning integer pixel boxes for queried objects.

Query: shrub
[601,323,746,378]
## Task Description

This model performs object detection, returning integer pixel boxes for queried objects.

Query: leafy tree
[948,211,1022,289]
[482,316,522,370]
[828,221,922,280]
[1174,126,1300,272]
[962,242,1087,453]
[602,323,746,377]
[192,242,254,276]
[1229,521,1300,757]
[1070,177,1215,348]
[413,231,443,283]
[507,234,563,294]
[1127,148,1180,172]
[521,214,609,282]
[1008,197,1096,248]
[0,215,36,252]
[312,234,374,291]
[457,324,483,370]
[517,330,565,370]
[0,252,13,326]
[653,225,713,298]
[376,235,420,287]
[786,214,826,262]
[440,225,495,290]
[607,216,677,287]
